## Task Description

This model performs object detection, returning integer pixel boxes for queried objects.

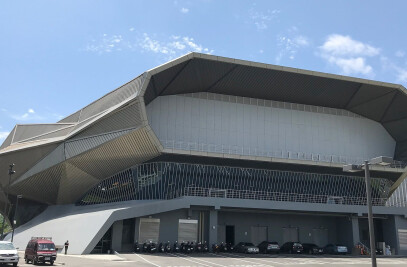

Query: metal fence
[77,162,395,207]
[161,140,407,169]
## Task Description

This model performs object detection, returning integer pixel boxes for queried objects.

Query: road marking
[134,253,161,267]
[168,253,213,267]
[174,253,228,267]
[210,252,274,266]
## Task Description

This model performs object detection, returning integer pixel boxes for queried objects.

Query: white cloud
[28,108,35,113]
[129,27,135,32]
[85,34,125,53]
[318,34,379,76]
[381,56,407,83]
[0,132,10,143]
[395,50,405,58]
[249,8,280,31]
[320,34,380,57]
[275,30,310,64]
[180,7,189,14]
[138,33,214,60]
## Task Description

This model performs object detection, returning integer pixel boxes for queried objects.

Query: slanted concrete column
[111,220,123,252]
[351,217,360,246]
[209,210,218,246]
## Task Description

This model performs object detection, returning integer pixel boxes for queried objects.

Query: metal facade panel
[0,143,59,187]
[0,127,15,150]
[73,100,143,139]
[382,93,407,122]
[349,91,398,122]
[65,128,134,159]
[56,162,99,204]
[78,75,144,122]
[24,125,75,142]
[12,124,73,143]
[13,143,66,185]
[10,163,64,204]
[58,110,81,123]
[67,127,160,180]
[345,84,395,109]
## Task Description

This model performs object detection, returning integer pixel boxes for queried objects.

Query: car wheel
[13,263,17,267]
[33,258,38,265]
[25,256,29,263]
[50,260,54,265]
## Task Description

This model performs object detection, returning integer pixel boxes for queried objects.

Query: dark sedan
[302,243,324,254]
[258,241,280,254]
[280,242,303,254]
[233,242,259,254]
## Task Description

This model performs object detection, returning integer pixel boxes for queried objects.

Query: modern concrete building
[2,53,407,255]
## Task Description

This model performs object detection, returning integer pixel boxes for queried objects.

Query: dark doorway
[226,225,235,245]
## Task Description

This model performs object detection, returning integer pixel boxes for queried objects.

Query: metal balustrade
[77,162,396,207]
[161,140,407,169]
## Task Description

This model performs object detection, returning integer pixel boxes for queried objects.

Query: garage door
[398,229,407,250]
[251,226,267,246]
[283,227,299,243]
[139,218,160,243]
[178,219,198,243]
[312,228,328,247]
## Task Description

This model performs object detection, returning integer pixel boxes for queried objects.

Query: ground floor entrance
[93,207,405,255]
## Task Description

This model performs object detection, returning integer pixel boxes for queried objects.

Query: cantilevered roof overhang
[143,53,407,161]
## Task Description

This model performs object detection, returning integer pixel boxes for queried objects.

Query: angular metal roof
[0,52,406,207]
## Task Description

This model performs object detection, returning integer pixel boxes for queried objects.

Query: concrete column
[111,220,123,252]
[134,218,140,243]
[351,217,360,246]
[209,210,218,245]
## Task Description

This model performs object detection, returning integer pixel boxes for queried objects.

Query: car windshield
[294,243,302,246]
[38,243,55,251]
[336,244,345,247]
[244,243,254,246]
[270,242,278,245]
[0,243,15,250]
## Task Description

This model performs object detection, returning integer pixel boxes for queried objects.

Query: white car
[0,241,19,266]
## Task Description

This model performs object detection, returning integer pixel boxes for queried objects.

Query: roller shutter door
[283,227,299,243]
[251,226,267,246]
[139,218,160,243]
[398,229,407,250]
[178,219,198,243]
[312,228,328,247]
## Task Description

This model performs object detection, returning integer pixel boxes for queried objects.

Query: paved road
[15,252,407,267]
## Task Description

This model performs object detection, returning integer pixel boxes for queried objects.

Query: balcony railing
[179,187,389,206]
[161,140,407,169]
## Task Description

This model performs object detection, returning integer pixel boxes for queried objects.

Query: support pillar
[209,209,218,246]
[351,217,360,246]
[111,220,123,252]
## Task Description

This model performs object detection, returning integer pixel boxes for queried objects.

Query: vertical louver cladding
[78,75,144,122]
[78,162,393,206]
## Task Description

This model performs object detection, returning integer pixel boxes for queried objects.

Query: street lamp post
[0,164,15,238]
[343,156,393,267]
[11,195,22,243]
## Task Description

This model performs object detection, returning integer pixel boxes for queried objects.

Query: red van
[24,237,57,265]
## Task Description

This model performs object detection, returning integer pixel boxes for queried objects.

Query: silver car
[0,241,19,267]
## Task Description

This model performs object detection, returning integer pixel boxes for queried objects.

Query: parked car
[233,242,259,254]
[258,241,280,254]
[134,241,141,252]
[173,241,181,252]
[302,243,324,254]
[280,242,303,254]
[24,237,57,265]
[0,241,19,267]
[324,244,348,255]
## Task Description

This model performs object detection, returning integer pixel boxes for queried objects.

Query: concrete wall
[147,94,395,164]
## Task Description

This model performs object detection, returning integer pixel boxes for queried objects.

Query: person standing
[64,240,69,255]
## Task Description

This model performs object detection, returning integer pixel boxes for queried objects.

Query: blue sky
[1,0,407,142]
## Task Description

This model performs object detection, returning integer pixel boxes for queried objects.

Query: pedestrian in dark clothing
[64,240,69,255]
